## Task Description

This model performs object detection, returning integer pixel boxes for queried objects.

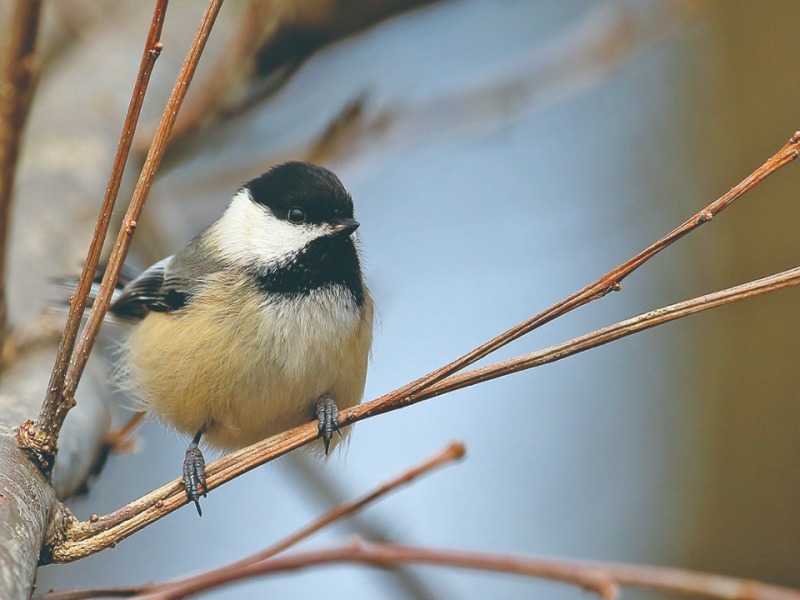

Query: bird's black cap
[244,161,354,225]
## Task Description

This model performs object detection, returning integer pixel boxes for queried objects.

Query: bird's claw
[316,394,342,455]
[183,439,207,516]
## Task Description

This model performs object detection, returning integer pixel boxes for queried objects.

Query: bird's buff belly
[121,292,372,451]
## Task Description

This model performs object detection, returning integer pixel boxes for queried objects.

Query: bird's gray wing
[110,233,225,319]
[110,256,176,318]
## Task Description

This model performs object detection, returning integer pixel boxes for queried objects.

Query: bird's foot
[315,394,342,455]
[183,431,207,516]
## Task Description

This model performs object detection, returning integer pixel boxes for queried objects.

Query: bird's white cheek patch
[208,190,325,268]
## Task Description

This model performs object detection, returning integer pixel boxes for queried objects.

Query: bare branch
[161,540,800,600]
[0,0,43,359]
[147,442,465,599]
[416,265,800,398]
[39,131,800,563]
[22,0,168,476]
[37,540,800,600]
[382,130,800,410]
[18,0,228,473]
[42,264,800,563]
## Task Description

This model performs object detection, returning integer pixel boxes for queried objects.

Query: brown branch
[34,588,144,600]
[15,0,167,473]
[18,0,227,473]
[38,131,800,563]
[0,0,43,361]
[146,442,465,599]
[42,263,800,564]
[412,265,800,399]
[380,130,800,411]
[154,540,800,600]
[37,540,800,600]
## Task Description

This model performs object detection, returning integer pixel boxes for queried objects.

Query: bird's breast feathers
[122,272,373,450]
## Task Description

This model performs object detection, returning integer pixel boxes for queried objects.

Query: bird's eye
[288,208,306,224]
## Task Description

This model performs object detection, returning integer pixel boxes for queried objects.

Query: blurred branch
[158,0,445,164]
[16,0,226,474]
[306,0,709,165]
[0,314,63,370]
[37,539,800,600]
[0,0,43,360]
[285,454,442,600]
[128,443,463,600]
[101,410,146,454]
[166,0,709,182]
[39,131,800,563]
[35,442,463,599]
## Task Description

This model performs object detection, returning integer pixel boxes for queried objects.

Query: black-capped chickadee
[104,161,373,515]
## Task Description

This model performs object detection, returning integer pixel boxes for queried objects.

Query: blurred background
[4,0,798,597]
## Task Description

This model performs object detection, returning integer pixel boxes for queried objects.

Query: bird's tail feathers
[49,263,141,326]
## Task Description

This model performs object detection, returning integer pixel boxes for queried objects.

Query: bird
[99,161,373,515]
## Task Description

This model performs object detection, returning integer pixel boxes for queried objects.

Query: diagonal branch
[35,540,800,600]
[15,0,169,475]
[385,130,800,405]
[41,263,800,564]
[17,0,227,474]
[111,442,464,600]
[39,131,800,561]
[146,539,800,600]
[0,0,44,360]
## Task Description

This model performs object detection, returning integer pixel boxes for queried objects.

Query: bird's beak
[329,218,360,237]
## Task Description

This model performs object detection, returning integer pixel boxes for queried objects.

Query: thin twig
[159,540,800,600]
[381,130,800,410]
[42,262,800,564]
[15,0,167,472]
[147,442,465,599]
[37,540,800,600]
[34,587,146,600]
[0,0,43,361]
[35,0,167,464]
[285,453,442,600]
[411,265,800,399]
[18,0,227,473]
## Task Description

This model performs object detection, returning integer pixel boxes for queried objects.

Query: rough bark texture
[0,432,55,599]
[0,348,112,599]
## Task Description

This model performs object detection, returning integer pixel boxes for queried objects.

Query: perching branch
[39,130,800,564]
[46,439,799,600]
[17,0,226,473]
[0,0,43,360]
